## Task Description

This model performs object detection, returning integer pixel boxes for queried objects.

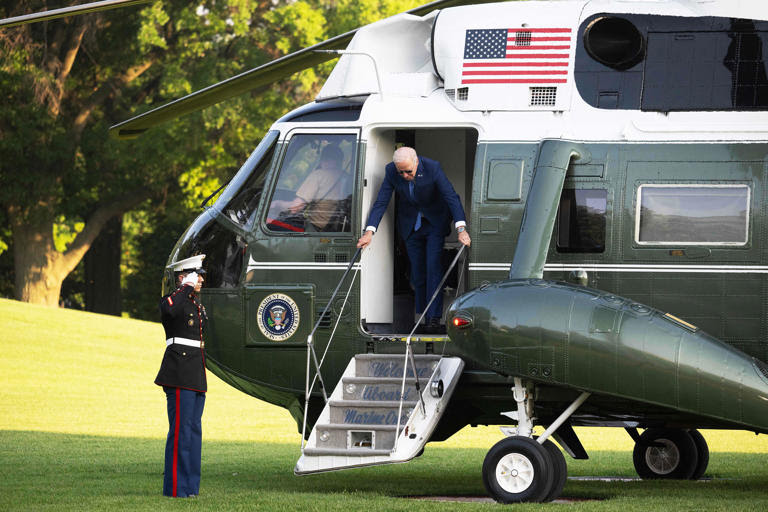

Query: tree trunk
[11,216,67,306]
[84,215,123,315]
[9,188,149,307]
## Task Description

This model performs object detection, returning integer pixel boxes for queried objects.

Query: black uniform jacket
[155,284,208,392]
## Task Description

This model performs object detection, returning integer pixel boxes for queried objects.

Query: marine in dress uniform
[155,254,208,498]
[357,147,471,332]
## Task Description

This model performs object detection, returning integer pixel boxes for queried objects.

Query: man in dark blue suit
[357,147,471,332]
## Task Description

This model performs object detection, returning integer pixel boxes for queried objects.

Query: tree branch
[58,23,87,87]
[58,187,152,275]
[50,22,87,116]
[72,59,154,139]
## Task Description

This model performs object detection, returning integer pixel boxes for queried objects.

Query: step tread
[314,423,400,431]
[329,399,418,408]
[354,353,441,361]
[371,335,449,341]
[342,377,419,384]
[302,447,392,457]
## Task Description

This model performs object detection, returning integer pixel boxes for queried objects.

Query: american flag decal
[462,28,572,84]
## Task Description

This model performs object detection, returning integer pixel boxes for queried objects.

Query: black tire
[632,428,699,480]
[482,436,554,503]
[688,429,709,480]
[541,439,567,502]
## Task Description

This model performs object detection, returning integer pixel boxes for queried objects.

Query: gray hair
[393,146,417,164]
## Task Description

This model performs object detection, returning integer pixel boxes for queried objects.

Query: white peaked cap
[167,254,206,273]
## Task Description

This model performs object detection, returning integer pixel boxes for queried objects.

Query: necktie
[409,182,422,231]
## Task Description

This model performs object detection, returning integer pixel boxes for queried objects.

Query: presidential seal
[257,293,300,341]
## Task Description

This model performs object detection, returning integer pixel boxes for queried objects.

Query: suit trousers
[163,387,205,497]
[404,219,445,322]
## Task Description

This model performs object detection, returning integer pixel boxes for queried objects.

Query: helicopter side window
[265,134,356,233]
[557,189,607,253]
[635,184,750,245]
[173,214,246,289]
[215,130,279,225]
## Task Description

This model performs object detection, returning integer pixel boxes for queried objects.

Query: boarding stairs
[295,353,464,474]
[296,246,466,474]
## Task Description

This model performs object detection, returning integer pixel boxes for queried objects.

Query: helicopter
[6,0,768,504]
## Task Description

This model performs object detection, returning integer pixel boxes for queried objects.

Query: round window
[584,17,644,70]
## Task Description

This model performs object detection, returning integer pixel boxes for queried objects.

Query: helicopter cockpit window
[557,189,607,253]
[215,130,279,225]
[636,184,750,245]
[265,134,356,233]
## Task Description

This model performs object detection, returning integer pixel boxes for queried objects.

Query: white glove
[181,272,199,287]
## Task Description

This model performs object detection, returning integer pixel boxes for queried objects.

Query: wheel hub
[645,438,680,475]
[496,453,534,493]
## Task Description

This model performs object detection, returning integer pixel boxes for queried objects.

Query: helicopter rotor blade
[109,31,353,139]
[0,0,152,28]
[109,0,502,139]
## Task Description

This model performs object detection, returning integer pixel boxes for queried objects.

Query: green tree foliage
[0,0,424,312]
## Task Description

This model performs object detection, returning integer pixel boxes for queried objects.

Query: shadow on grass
[1,431,767,511]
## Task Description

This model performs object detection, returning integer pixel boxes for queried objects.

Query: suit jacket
[155,284,207,392]
[365,156,466,239]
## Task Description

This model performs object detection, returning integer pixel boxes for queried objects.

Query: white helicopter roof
[305,0,768,143]
[320,0,768,104]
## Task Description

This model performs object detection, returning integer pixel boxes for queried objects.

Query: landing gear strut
[482,378,590,503]
[630,428,709,480]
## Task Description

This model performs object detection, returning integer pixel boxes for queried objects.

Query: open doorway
[359,127,478,335]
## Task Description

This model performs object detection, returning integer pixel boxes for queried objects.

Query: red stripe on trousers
[172,388,180,497]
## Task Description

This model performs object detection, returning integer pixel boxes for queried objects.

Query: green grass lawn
[1,297,767,511]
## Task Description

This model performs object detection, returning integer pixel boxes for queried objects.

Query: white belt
[166,337,202,348]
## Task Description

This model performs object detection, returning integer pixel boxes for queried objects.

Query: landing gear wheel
[688,429,709,480]
[632,428,699,480]
[482,436,554,503]
[540,439,567,502]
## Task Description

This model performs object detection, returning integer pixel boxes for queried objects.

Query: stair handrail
[407,244,467,342]
[301,247,362,450]
[442,250,467,358]
[300,267,359,451]
[394,244,467,452]
[308,267,359,402]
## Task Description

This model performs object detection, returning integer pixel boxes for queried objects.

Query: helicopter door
[359,127,477,334]
[244,129,360,348]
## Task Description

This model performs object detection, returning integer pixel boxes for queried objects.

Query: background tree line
[0,0,422,320]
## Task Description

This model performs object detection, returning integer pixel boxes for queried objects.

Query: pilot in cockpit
[268,145,352,232]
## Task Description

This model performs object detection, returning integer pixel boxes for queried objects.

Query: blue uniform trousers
[163,387,205,497]
[404,218,445,322]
